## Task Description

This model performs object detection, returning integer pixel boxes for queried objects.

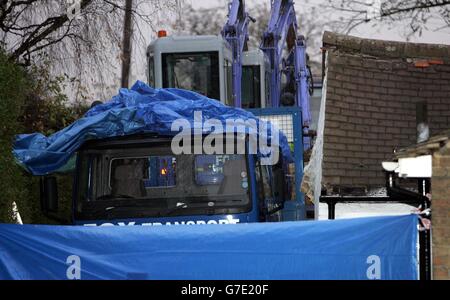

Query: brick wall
[322,32,450,190]
[432,142,450,279]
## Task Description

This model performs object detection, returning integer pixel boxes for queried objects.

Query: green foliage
[0,50,30,223]
[0,50,89,224]
[21,61,88,136]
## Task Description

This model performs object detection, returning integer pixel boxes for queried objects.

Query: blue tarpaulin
[13,81,292,175]
[0,215,418,280]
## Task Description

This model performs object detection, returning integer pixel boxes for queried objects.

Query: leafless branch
[322,0,450,37]
[1,0,182,101]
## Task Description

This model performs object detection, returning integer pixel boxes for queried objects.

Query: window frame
[161,51,220,100]
[73,135,255,221]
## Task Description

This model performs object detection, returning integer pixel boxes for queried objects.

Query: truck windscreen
[75,146,251,220]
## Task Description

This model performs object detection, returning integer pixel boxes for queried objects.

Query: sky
[187,0,450,45]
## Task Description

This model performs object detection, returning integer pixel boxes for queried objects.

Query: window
[265,71,270,107]
[255,159,279,221]
[145,156,176,188]
[148,53,155,87]
[241,65,261,108]
[225,60,233,106]
[271,158,285,200]
[260,164,274,200]
[76,154,97,203]
[75,142,251,220]
[107,156,177,199]
[162,51,220,100]
[110,156,176,193]
[194,154,248,196]
[194,154,224,185]
[255,160,273,200]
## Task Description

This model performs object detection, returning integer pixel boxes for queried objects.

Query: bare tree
[172,2,269,49]
[323,0,450,38]
[173,2,324,63]
[247,2,270,49]
[173,4,225,37]
[0,0,93,61]
[121,0,134,88]
[0,0,181,100]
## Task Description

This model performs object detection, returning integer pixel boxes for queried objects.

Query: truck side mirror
[40,176,58,213]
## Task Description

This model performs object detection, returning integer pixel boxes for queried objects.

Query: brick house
[319,31,450,193]
[301,31,449,278]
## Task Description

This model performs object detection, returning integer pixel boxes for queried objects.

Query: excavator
[147,0,312,123]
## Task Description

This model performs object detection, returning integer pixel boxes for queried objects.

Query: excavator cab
[147,35,233,104]
[147,35,267,108]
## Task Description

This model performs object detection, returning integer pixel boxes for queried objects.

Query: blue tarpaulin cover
[0,215,418,280]
[13,81,292,175]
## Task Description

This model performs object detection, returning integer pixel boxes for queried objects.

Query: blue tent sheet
[0,215,418,280]
[13,81,292,175]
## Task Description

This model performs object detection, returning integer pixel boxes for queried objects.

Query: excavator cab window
[241,65,261,108]
[162,51,220,100]
[148,53,155,87]
[225,60,233,106]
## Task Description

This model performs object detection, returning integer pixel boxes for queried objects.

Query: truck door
[255,159,283,222]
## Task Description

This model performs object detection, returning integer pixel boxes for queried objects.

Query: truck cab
[147,35,268,108]
[72,133,287,226]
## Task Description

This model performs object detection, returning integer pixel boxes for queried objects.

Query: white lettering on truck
[82,218,240,227]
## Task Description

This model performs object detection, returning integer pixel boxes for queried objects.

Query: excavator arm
[221,0,255,107]
[260,0,312,131]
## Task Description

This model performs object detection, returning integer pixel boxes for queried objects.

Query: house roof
[395,130,450,159]
[323,31,450,63]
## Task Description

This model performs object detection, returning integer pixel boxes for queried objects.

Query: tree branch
[11,0,93,60]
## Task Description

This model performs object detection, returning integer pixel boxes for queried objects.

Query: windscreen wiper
[96,194,136,200]
[164,202,218,216]
[97,204,189,218]
[99,205,164,219]
[164,203,188,216]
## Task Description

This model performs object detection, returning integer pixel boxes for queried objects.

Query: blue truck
[28,96,305,226]
[19,0,312,225]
